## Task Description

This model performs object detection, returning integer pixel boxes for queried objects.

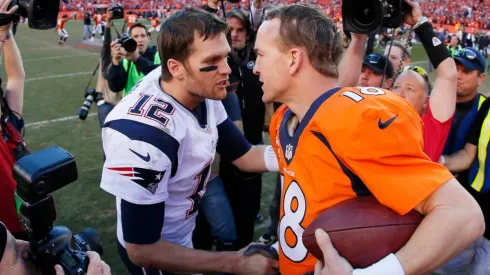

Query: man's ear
[289,48,303,76]
[167,59,184,79]
[384,78,394,89]
[478,72,486,86]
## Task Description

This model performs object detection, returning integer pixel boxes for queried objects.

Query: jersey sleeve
[100,119,180,205]
[338,101,454,215]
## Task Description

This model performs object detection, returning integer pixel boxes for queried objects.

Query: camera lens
[354,2,377,26]
[123,39,137,53]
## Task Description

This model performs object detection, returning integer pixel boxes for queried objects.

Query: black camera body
[13,146,103,275]
[342,0,411,35]
[115,33,137,53]
[8,0,61,30]
[108,4,124,20]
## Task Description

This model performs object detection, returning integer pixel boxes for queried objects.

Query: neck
[282,73,339,122]
[456,92,478,104]
[160,79,203,110]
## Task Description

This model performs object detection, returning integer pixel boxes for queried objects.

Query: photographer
[0,0,28,238]
[0,222,110,275]
[106,23,160,97]
[96,9,121,127]
[340,0,457,163]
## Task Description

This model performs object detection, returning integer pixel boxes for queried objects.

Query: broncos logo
[107,167,166,194]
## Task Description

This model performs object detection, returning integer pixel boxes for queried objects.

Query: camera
[78,88,103,120]
[13,146,103,275]
[114,33,137,53]
[108,3,124,20]
[342,0,412,35]
[8,0,62,30]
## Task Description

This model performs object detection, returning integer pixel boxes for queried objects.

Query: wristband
[413,21,450,69]
[264,145,279,172]
[353,254,405,275]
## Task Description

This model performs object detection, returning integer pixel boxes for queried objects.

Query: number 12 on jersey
[279,174,309,262]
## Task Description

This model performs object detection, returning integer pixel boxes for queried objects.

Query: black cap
[0,222,7,263]
[362,53,395,78]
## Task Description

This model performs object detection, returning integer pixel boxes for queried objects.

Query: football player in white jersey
[100,7,279,275]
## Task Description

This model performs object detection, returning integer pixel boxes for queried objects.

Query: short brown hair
[264,3,343,78]
[158,7,228,81]
[129,23,149,36]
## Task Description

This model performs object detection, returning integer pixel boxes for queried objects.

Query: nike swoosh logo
[378,115,398,129]
[129,149,151,162]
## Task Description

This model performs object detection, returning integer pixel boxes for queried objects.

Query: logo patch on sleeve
[108,167,166,194]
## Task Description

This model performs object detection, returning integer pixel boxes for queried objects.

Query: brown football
[302,196,423,268]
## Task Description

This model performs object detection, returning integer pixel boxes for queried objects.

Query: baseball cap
[0,222,7,263]
[362,53,395,79]
[454,47,486,73]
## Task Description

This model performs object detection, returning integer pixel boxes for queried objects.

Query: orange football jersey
[269,87,454,275]
[57,18,67,30]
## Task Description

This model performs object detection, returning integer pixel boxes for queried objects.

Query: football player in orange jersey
[91,11,104,41]
[253,2,484,275]
[125,11,138,34]
[57,14,75,46]
[148,16,160,33]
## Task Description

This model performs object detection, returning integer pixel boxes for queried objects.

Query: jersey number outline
[128,94,175,127]
[186,163,211,218]
[341,87,386,103]
[279,174,309,262]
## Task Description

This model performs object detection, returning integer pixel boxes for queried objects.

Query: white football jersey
[100,68,227,248]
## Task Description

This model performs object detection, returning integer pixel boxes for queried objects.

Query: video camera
[114,33,137,53]
[7,0,62,30]
[13,146,103,275]
[108,3,124,20]
[342,0,411,35]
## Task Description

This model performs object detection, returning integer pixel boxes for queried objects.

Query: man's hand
[403,0,423,26]
[313,229,353,275]
[106,10,113,26]
[234,243,279,275]
[110,41,126,65]
[54,251,111,275]
[0,0,18,33]
[124,50,140,62]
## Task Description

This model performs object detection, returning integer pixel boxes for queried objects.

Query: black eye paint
[199,65,218,72]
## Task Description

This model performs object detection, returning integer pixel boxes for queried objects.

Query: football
[302,196,423,268]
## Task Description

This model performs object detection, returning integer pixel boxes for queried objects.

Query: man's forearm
[428,54,457,122]
[134,56,159,75]
[128,240,244,274]
[232,145,276,173]
[4,32,25,116]
[395,179,484,275]
[338,35,367,87]
[443,144,477,172]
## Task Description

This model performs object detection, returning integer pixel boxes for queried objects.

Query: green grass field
[2,20,490,274]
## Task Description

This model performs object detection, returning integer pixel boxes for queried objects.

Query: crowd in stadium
[59,0,490,31]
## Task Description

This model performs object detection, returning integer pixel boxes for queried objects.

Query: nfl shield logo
[285,144,293,160]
